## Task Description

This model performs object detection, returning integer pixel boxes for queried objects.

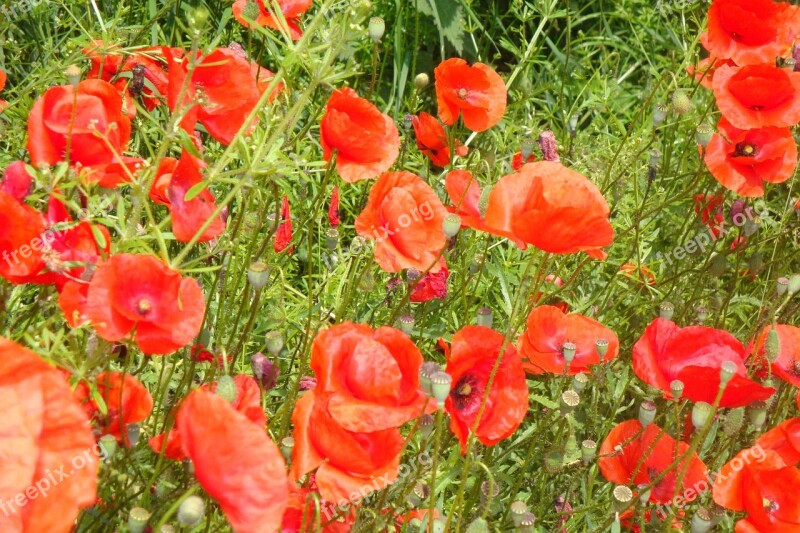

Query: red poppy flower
[310,322,433,432]
[149,151,225,243]
[484,162,613,259]
[632,318,775,407]
[441,326,528,452]
[704,118,797,197]
[328,186,340,227]
[0,191,49,284]
[512,150,536,170]
[411,111,468,167]
[1,161,33,202]
[355,171,448,273]
[0,68,7,112]
[73,372,153,443]
[27,79,142,188]
[85,254,206,354]
[517,305,619,375]
[320,88,400,183]
[687,56,737,90]
[166,47,281,146]
[619,262,657,286]
[756,418,800,464]
[434,58,507,132]
[281,484,354,532]
[693,193,726,238]
[410,257,449,302]
[290,389,405,503]
[701,0,800,65]
[444,170,484,230]
[176,388,288,533]
[599,420,708,504]
[713,64,800,129]
[0,337,98,532]
[232,0,312,39]
[752,324,800,388]
[275,195,294,253]
[59,280,90,327]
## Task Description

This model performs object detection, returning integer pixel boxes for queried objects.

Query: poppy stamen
[734,142,758,157]
[137,299,152,315]
[457,88,468,100]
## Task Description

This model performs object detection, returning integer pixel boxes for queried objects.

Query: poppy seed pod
[690,508,713,533]
[670,379,684,400]
[414,72,430,90]
[581,439,597,463]
[785,58,797,71]
[695,123,714,147]
[127,423,141,447]
[510,500,529,526]
[720,361,737,387]
[748,400,767,429]
[653,102,669,126]
[572,372,589,392]
[177,495,205,527]
[265,330,284,356]
[672,90,692,115]
[562,341,577,364]
[777,277,789,296]
[638,400,657,427]
[430,371,452,407]
[215,375,237,403]
[696,306,708,324]
[518,512,536,532]
[612,485,633,512]
[407,482,429,507]
[65,64,81,88]
[419,362,442,395]
[99,434,118,459]
[479,479,500,507]
[520,137,535,161]
[280,436,294,462]
[765,327,781,362]
[368,17,386,43]
[158,525,176,533]
[476,307,493,328]
[247,261,270,290]
[544,449,564,473]
[559,390,580,416]
[466,517,490,533]
[397,315,415,335]
[128,507,151,533]
[595,338,609,357]
[402,113,413,130]
[443,213,461,238]
[788,274,800,295]
[419,413,435,438]
[659,301,674,320]
[325,228,339,251]
[691,401,713,430]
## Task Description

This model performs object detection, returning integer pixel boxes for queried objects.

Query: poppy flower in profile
[176,388,288,533]
[149,151,225,243]
[232,0,312,39]
[713,64,800,129]
[599,420,708,504]
[85,254,206,354]
[701,0,800,65]
[444,170,484,230]
[441,325,528,452]
[275,195,294,253]
[484,162,613,259]
[355,171,448,273]
[27,79,143,188]
[310,322,434,432]
[74,372,153,443]
[411,111,468,167]
[687,56,737,89]
[166,47,281,146]
[328,186,340,227]
[0,337,98,532]
[434,58,507,132]
[632,318,775,407]
[512,150,536,170]
[752,324,800,388]
[410,257,449,303]
[320,88,400,183]
[1,161,34,202]
[704,118,797,197]
[291,389,405,503]
[517,305,619,375]
[619,262,657,286]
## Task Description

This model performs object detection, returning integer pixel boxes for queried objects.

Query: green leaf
[184,181,208,202]
[414,0,467,55]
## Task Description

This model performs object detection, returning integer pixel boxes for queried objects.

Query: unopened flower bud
[251,352,280,390]
[265,330,284,356]
[177,495,205,527]
[443,213,461,238]
[691,508,713,533]
[216,375,237,403]
[65,65,82,88]
[538,130,560,162]
[430,371,452,407]
[720,361,737,387]
[612,485,633,512]
[638,400,657,427]
[419,362,441,395]
[247,261,270,290]
[748,400,767,429]
[414,73,430,90]
[544,449,564,473]
[128,507,151,533]
[562,341,577,364]
[659,301,674,320]
[709,254,727,277]
[695,123,714,147]
[572,372,589,392]
[581,439,597,463]
[368,17,386,43]
[670,379,684,400]
[240,0,260,21]
[765,327,781,362]
[476,307,493,327]
[559,390,580,416]
[397,315,415,335]
[466,517,490,533]
[672,90,693,115]
[723,408,745,436]
[691,401,713,430]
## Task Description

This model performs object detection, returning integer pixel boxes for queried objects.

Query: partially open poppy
[484,162,613,259]
[599,420,708,504]
[0,337,98,532]
[177,388,288,533]
[752,324,800,388]
[149,151,225,243]
[434,58,507,132]
[411,111,467,167]
[701,0,800,65]
[85,254,206,354]
[291,389,405,503]
[27,79,142,188]
[704,117,797,197]
[713,64,800,129]
[73,371,153,443]
[310,322,433,433]
[275,195,293,253]
[355,171,448,273]
[441,325,528,452]
[320,88,400,183]
[409,257,449,302]
[232,0,312,39]
[632,318,775,407]
[517,305,619,375]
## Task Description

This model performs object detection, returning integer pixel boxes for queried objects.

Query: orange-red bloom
[484,162,613,259]
[232,0,312,39]
[281,484,354,532]
[713,64,800,129]
[441,326,528,452]
[632,318,775,407]
[167,46,281,146]
[512,150,536,170]
[74,372,153,443]
[0,191,50,284]
[1,161,33,203]
[328,186,340,227]
[355,171,448,273]
[599,420,708,504]
[444,170,484,230]
[752,324,800,388]
[0,337,98,532]
[320,88,400,183]
[619,262,657,286]
[27,79,142,187]
[517,305,619,375]
[86,254,206,354]
[688,56,736,89]
[177,388,288,533]
[409,257,449,303]
[411,111,467,167]
[149,151,225,243]
[693,193,726,238]
[275,195,293,253]
[59,280,90,327]
[701,0,800,65]
[0,68,7,112]
[434,58,506,132]
[704,117,797,197]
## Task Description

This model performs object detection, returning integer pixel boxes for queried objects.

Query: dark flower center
[734,142,757,157]
[137,299,152,316]
[451,373,482,416]
[457,88,468,100]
